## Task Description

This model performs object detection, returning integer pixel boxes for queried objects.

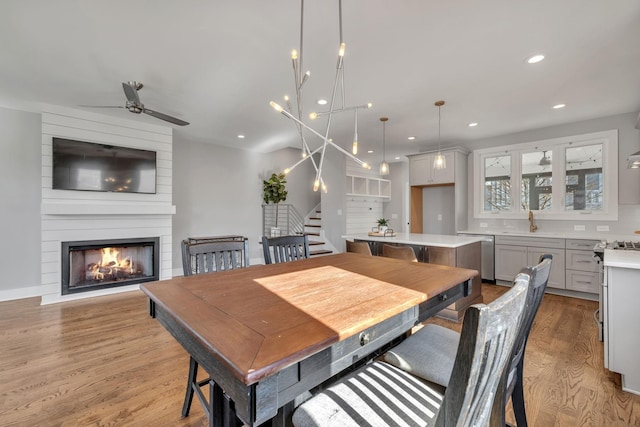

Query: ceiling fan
[539,150,551,166]
[82,81,189,126]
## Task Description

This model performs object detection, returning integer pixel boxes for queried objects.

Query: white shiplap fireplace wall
[40,107,174,304]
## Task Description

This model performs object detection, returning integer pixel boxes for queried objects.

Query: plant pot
[378,226,388,234]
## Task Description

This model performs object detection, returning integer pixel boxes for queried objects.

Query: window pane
[521,151,552,211]
[565,144,603,211]
[484,155,511,211]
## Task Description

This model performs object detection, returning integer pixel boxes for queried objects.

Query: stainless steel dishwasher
[457,233,495,282]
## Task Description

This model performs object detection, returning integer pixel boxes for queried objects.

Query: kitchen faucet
[529,210,538,233]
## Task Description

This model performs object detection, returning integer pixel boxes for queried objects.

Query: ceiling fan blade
[79,105,124,109]
[122,82,141,105]
[143,108,189,126]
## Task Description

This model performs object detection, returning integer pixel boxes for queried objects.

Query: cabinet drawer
[495,235,565,249]
[566,249,599,272]
[566,239,600,251]
[566,270,599,294]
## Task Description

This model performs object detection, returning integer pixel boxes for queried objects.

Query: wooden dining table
[141,252,478,427]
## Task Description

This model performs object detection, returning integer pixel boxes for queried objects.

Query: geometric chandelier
[269,0,373,193]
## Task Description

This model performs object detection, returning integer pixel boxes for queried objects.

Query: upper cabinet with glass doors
[473,130,617,220]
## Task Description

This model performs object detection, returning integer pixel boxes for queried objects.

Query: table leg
[210,381,223,427]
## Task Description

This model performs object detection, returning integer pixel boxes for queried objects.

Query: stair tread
[305,224,321,228]
[310,249,333,256]
[308,240,324,246]
[309,217,321,220]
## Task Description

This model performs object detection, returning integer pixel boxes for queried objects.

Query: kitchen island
[343,232,484,321]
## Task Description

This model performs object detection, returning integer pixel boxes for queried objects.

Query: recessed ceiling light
[408,136,416,140]
[527,54,545,64]
[468,122,478,127]
[394,156,400,160]
[367,150,374,154]
[553,104,566,109]
[317,99,328,105]
[237,134,245,139]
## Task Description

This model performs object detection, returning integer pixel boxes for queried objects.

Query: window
[484,155,511,211]
[473,130,618,220]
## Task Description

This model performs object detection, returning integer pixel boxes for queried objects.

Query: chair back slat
[438,272,529,427]
[262,235,310,264]
[181,238,249,276]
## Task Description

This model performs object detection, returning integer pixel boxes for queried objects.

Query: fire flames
[86,247,133,281]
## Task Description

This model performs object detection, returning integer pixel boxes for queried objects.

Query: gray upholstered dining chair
[384,254,553,427]
[262,234,310,264]
[382,243,418,262]
[180,237,249,421]
[346,240,372,256]
[292,271,531,427]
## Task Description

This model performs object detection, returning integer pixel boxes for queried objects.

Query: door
[528,247,565,289]
[495,244,528,281]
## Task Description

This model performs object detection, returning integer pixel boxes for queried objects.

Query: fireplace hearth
[61,237,159,295]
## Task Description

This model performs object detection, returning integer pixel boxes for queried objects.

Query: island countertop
[342,232,485,248]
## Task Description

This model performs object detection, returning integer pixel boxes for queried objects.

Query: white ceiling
[2,0,639,167]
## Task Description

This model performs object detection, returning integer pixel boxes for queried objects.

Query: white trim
[0,285,45,303]
[473,130,618,220]
[41,284,142,305]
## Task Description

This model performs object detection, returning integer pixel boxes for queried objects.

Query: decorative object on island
[263,173,288,237]
[377,217,389,234]
[269,0,373,193]
[433,100,446,170]
[379,117,390,176]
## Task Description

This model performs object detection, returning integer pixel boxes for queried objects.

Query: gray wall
[0,107,42,297]
[384,162,409,232]
[458,111,640,233]
[320,148,347,251]
[172,141,319,268]
[457,111,640,205]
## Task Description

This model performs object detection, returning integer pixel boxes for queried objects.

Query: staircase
[304,209,333,257]
[262,203,333,257]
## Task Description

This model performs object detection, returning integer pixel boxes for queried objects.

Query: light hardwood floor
[0,284,639,426]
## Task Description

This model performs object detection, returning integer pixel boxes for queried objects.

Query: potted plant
[376,218,389,234]
[263,172,288,236]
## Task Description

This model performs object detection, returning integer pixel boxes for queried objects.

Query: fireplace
[61,237,160,295]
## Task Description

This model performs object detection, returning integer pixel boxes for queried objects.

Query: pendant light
[433,100,446,170]
[379,117,389,176]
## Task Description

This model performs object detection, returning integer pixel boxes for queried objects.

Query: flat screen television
[52,138,157,194]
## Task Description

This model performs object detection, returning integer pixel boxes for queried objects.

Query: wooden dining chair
[181,237,249,276]
[180,237,249,422]
[262,234,310,264]
[292,271,530,427]
[383,254,553,427]
[346,240,372,256]
[382,243,417,262]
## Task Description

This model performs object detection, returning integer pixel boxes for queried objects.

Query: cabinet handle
[576,280,594,284]
[576,260,592,263]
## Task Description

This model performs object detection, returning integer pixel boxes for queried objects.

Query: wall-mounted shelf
[346,175,391,199]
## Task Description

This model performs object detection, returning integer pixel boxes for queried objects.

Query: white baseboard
[0,285,45,303]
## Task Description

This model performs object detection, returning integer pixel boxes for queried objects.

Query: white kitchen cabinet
[407,148,468,234]
[495,244,528,281]
[494,235,566,289]
[346,175,391,199]
[606,265,640,395]
[409,151,455,186]
[565,239,600,294]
